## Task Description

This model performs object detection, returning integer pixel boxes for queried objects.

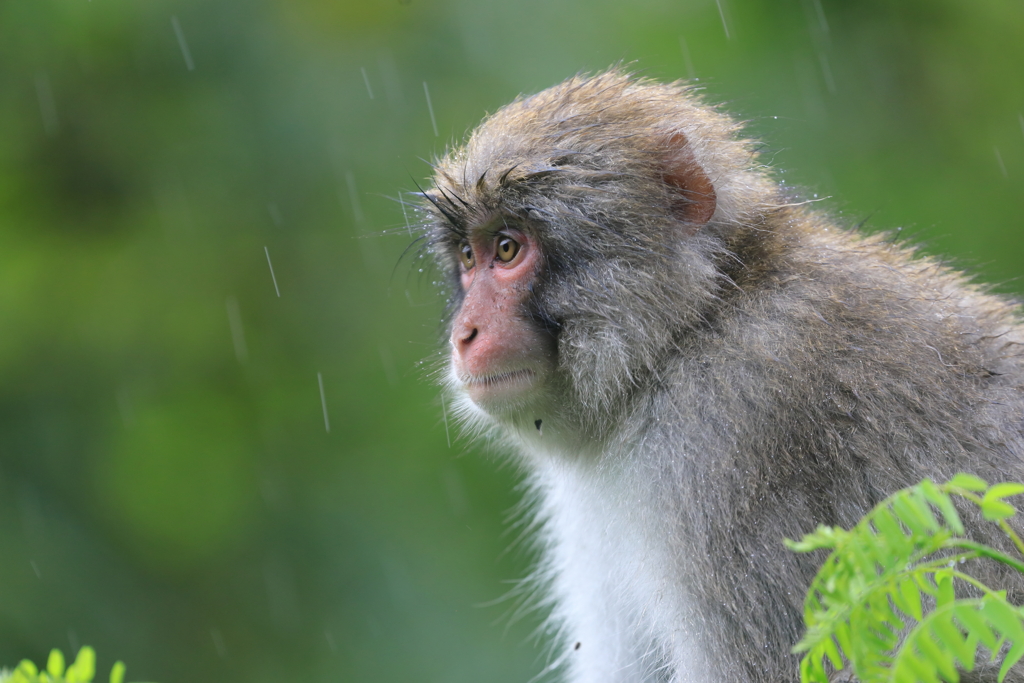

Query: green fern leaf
[985,484,1024,501]
[785,525,850,552]
[64,647,95,683]
[920,628,960,682]
[981,598,1024,642]
[936,569,955,608]
[981,499,1017,522]
[899,579,924,621]
[932,611,976,670]
[921,479,966,534]
[46,650,65,679]
[948,474,989,492]
[793,477,1024,683]
[998,640,1024,682]
[954,604,1000,651]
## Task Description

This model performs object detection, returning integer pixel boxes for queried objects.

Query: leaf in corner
[999,639,1024,682]
[110,661,126,683]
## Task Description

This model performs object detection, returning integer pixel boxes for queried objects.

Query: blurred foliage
[0,0,1021,682]
[0,646,130,683]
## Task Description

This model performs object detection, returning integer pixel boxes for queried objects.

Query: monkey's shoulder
[720,217,1024,367]
[650,222,1024,482]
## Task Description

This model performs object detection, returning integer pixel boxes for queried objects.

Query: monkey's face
[446,218,557,417]
[421,70,771,427]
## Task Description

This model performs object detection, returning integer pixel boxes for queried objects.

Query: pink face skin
[449,225,554,412]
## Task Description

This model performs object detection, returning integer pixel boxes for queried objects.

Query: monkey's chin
[458,367,546,414]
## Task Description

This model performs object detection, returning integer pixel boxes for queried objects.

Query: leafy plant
[788,475,1024,683]
[0,647,140,683]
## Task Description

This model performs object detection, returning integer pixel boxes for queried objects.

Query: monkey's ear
[663,134,716,230]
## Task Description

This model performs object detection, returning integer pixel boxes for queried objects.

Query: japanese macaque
[417,69,1024,682]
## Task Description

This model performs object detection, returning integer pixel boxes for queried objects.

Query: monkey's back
[702,207,1024,497]
[647,209,1024,681]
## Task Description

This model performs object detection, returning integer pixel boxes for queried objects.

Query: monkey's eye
[495,236,521,263]
[458,242,475,270]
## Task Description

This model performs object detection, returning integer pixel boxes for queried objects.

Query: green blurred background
[0,0,1022,681]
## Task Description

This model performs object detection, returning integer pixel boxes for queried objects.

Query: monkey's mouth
[462,368,535,390]
[459,367,541,407]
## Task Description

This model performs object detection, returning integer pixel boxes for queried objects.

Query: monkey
[415,69,1024,683]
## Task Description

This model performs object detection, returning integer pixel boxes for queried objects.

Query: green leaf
[974,499,1015,520]
[994,636,1009,664]
[872,508,907,559]
[933,613,974,669]
[892,493,934,535]
[948,473,988,491]
[46,650,65,678]
[985,483,1024,501]
[917,628,960,682]
[2,647,148,683]
[834,622,854,659]
[900,578,924,621]
[800,650,828,683]
[786,525,847,553]
[896,645,939,683]
[15,660,38,677]
[65,646,95,683]
[793,478,1024,683]
[822,635,844,670]
[921,480,964,534]
[873,590,905,632]
[10,660,39,683]
[998,639,1024,682]
[965,631,981,668]
[937,569,955,608]
[981,499,1016,521]
[916,571,939,597]
[954,604,1000,651]
[982,598,1024,641]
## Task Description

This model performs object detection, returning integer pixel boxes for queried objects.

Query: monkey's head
[420,69,775,433]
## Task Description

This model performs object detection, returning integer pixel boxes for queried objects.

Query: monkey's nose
[452,326,478,354]
[460,327,478,346]
[450,310,482,361]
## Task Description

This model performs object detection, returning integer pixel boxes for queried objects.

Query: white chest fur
[522,441,713,683]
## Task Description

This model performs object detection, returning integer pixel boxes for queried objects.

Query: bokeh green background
[1,1,1022,681]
